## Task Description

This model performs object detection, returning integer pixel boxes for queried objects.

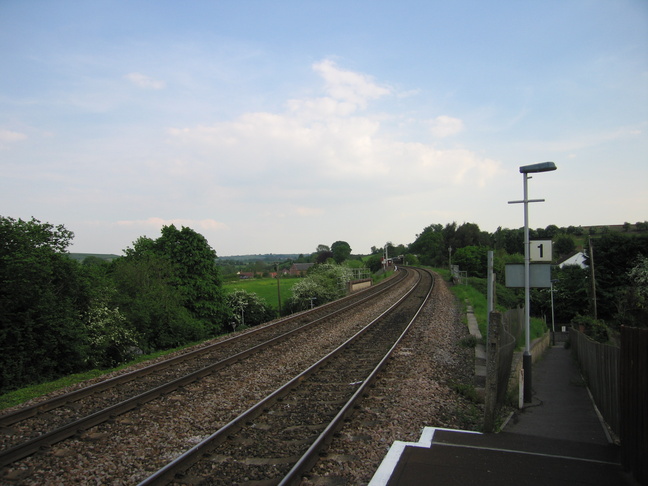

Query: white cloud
[166,60,501,196]
[0,129,27,146]
[124,72,166,90]
[116,217,228,231]
[312,59,391,110]
[429,115,464,137]
[295,206,325,216]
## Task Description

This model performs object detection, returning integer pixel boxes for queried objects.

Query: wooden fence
[569,327,620,435]
[570,326,648,485]
[620,326,648,485]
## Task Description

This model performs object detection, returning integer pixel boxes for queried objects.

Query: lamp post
[509,161,557,403]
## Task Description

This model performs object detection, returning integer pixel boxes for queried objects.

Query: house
[270,269,289,278]
[289,263,314,276]
[237,271,257,279]
[557,251,587,269]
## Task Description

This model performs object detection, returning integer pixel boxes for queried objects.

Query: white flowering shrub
[628,255,648,302]
[225,289,274,331]
[285,263,354,312]
[84,304,141,368]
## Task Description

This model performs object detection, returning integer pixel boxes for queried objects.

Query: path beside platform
[369,343,635,485]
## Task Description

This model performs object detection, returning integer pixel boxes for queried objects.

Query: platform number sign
[530,239,553,262]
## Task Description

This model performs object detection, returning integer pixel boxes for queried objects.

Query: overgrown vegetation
[0,345,193,410]
[3,214,646,400]
[0,221,373,395]
[445,273,547,346]
[282,263,354,313]
[0,217,229,394]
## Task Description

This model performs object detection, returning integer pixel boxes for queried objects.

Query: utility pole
[275,263,282,316]
[588,238,597,319]
[448,246,452,273]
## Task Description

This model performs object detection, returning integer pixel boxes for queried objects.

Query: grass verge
[0,344,199,411]
[433,268,547,345]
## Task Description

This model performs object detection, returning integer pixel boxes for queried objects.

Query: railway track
[139,267,434,485]
[0,269,416,482]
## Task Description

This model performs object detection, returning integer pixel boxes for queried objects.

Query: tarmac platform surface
[369,343,635,485]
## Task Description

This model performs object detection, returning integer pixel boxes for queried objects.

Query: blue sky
[1,1,646,256]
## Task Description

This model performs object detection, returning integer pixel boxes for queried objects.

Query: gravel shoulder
[303,271,481,485]
[0,270,480,485]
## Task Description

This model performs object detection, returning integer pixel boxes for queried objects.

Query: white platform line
[368,427,481,486]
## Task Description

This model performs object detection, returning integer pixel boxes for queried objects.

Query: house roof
[291,263,314,271]
[557,251,587,268]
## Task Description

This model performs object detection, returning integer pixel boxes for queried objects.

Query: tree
[531,264,588,324]
[110,253,204,350]
[615,254,648,328]
[493,227,523,255]
[409,224,444,266]
[331,241,352,264]
[442,222,457,253]
[628,255,648,301]
[365,254,383,273]
[0,217,89,392]
[125,225,227,333]
[572,315,609,343]
[314,251,333,264]
[554,234,576,258]
[584,233,648,323]
[454,222,488,248]
[543,224,560,239]
[452,246,489,277]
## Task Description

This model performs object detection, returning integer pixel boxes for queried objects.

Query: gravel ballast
[0,271,480,485]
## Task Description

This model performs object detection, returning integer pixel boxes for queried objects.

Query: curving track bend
[0,268,428,484]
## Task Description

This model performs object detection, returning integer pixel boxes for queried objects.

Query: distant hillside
[67,253,303,264]
[218,254,302,262]
[68,253,121,262]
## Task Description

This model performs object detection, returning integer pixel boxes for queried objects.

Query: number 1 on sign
[530,239,552,262]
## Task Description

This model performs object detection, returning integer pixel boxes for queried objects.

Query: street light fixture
[509,161,557,403]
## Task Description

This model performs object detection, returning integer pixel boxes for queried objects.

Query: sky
[1,1,647,257]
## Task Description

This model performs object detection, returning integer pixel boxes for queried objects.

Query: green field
[224,277,301,308]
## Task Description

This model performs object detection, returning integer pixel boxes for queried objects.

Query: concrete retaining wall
[508,332,551,393]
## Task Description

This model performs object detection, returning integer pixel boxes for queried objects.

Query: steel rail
[0,270,409,469]
[137,267,431,486]
[280,268,434,485]
[0,270,406,428]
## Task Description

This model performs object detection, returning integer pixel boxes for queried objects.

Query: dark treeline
[2,216,646,394]
[394,221,648,340]
[0,217,262,394]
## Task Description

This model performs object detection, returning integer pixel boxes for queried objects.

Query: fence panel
[620,326,648,484]
[569,328,620,435]
[497,328,515,406]
[502,306,524,348]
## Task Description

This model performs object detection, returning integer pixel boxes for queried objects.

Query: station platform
[369,343,636,485]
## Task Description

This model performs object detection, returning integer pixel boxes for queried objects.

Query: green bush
[571,314,609,343]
